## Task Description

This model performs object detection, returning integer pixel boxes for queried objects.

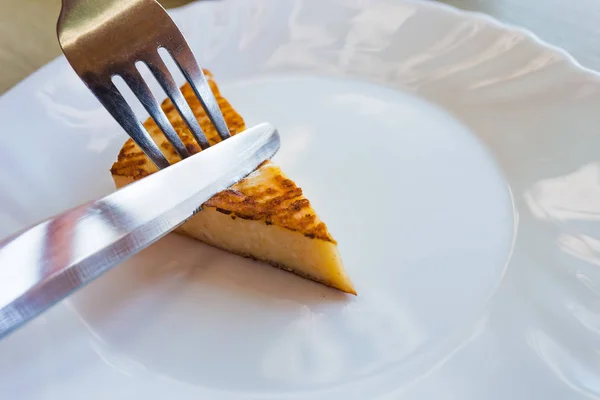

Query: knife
[0,122,280,339]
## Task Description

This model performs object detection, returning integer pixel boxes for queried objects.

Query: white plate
[1,0,600,398]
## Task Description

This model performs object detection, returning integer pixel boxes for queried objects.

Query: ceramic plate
[2,0,600,398]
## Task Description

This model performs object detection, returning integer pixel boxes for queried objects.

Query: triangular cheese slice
[110,70,356,295]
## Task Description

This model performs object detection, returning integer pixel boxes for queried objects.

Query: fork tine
[119,67,191,160]
[88,78,170,169]
[166,46,231,141]
[144,56,211,150]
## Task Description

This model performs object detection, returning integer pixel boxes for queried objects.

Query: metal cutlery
[0,0,282,339]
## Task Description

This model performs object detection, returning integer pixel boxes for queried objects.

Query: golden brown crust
[205,163,334,242]
[110,70,335,243]
[110,71,245,179]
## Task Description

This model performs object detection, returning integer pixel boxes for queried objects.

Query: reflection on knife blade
[0,122,280,339]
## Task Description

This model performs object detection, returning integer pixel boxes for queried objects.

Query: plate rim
[1,0,599,104]
[1,0,600,398]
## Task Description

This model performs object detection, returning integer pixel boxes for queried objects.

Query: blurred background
[0,0,598,94]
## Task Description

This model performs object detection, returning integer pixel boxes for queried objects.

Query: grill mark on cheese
[110,69,335,243]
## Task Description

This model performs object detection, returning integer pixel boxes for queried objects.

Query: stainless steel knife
[0,122,280,339]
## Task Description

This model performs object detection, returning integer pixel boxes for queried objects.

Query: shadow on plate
[68,233,356,391]
[72,232,350,319]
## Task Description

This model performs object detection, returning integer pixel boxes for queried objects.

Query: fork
[57,0,230,169]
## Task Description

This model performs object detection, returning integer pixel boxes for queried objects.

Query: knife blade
[0,122,280,339]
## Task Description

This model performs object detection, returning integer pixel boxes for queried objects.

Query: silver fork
[57,0,230,169]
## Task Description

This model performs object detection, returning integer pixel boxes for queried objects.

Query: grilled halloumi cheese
[110,71,356,294]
